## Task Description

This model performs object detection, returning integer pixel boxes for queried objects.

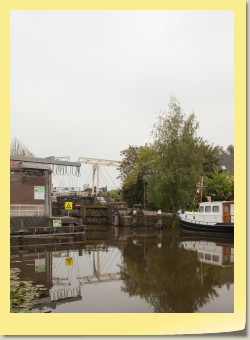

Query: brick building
[10,158,52,216]
[10,155,81,217]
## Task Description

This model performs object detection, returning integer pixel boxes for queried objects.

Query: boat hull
[178,218,234,235]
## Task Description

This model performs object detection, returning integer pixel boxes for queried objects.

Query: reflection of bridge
[76,248,121,284]
[51,247,121,291]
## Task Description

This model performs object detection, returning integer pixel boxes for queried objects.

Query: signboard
[64,202,73,210]
[65,257,73,266]
[35,259,45,273]
[34,186,45,200]
[53,219,62,227]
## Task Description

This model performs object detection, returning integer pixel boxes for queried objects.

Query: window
[205,254,211,260]
[224,205,230,212]
[199,206,204,212]
[198,252,204,259]
[205,206,211,212]
[212,206,219,212]
[212,255,219,262]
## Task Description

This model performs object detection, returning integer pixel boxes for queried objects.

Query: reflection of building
[11,247,84,311]
[11,234,122,312]
[180,240,234,267]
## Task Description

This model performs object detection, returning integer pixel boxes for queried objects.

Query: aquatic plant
[10,268,47,313]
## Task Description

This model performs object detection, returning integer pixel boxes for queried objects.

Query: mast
[200,176,203,203]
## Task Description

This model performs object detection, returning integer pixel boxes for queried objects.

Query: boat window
[205,254,211,260]
[224,205,230,212]
[199,206,204,212]
[212,206,219,212]
[198,252,204,259]
[212,255,219,262]
[205,206,211,212]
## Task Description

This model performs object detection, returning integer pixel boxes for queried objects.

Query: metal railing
[10,204,45,217]
[179,215,234,225]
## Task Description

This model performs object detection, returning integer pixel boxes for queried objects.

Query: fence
[10,204,45,217]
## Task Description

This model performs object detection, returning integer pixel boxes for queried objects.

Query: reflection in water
[10,226,234,313]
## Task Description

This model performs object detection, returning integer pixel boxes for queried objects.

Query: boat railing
[182,218,216,225]
[181,215,234,225]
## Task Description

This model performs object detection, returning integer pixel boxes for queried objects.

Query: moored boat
[177,201,234,235]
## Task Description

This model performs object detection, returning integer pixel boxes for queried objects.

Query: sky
[10,10,234,189]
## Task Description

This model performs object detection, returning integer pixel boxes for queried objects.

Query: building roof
[215,151,234,173]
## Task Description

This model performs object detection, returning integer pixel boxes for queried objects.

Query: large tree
[146,96,213,212]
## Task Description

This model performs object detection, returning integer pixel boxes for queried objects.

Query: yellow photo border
[0,0,246,335]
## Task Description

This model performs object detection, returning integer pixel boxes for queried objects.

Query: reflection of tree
[121,232,233,312]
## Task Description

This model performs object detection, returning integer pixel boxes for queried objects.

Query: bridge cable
[103,166,119,189]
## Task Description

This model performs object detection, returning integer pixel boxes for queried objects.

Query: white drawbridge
[77,157,121,195]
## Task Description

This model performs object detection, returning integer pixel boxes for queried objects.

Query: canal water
[10,225,234,313]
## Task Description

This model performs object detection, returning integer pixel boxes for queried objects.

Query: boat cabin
[198,201,234,223]
[180,201,234,225]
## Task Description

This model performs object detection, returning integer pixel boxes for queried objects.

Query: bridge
[54,156,122,194]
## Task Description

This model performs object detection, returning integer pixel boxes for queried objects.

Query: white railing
[10,204,45,217]
[179,215,234,225]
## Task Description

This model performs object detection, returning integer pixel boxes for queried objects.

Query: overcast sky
[10,10,234,189]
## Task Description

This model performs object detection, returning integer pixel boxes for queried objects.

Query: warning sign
[64,202,73,210]
[65,257,73,266]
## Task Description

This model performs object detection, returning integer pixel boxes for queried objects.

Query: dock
[10,215,86,238]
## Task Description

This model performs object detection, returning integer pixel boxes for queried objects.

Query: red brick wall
[10,171,46,205]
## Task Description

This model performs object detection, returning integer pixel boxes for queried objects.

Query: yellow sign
[65,257,73,266]
[64,201,73,210]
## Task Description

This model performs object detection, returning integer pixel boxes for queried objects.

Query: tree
[200,144,220,178]
[146,96,213,212]
[119,144,154,207]
[10,137,34,157]
[227,144,234,154]
[205,169,234,200]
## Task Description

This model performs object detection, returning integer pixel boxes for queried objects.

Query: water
[10,226,234,313]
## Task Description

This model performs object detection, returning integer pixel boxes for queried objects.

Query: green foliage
[205,169,234,200]
[227,144,234,154]
[119,144,154,207]
[122,181,144,207]
[201,144,220,177]
[118,97,228,211]
[106,189,121,200]
[147,96,213,212]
